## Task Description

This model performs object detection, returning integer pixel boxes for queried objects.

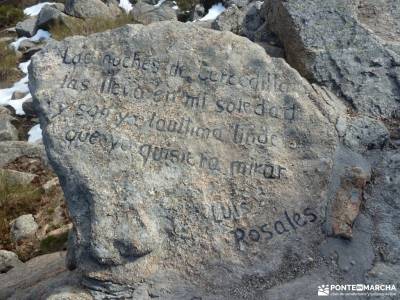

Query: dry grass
[0,172,42,251]
[0,5,24,29]
[0,40,21,87]
[50,14,137,40]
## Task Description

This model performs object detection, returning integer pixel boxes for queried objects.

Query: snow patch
[24,2,56,16]
[11,29,51,50]
[28,124,42,143]
[199,3,225,21]
[0,61,31,115]
[119,0,133,13]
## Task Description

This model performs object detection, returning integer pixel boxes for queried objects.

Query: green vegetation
[0,5,24,29]
[0,40,20,86]
[0,171,42,250]
[49,14,136,40]
[39,231,69,254]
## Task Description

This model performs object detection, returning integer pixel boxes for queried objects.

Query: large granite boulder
[264,0,400,119]
[30,21,344,297]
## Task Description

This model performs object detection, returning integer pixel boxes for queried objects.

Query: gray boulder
[15,17,37,38]
[212,5,245,35]
[36,5,69,30]
[65,0,121,19]
[0,250,22,274]
[0,252,88,300]
[212,2,265,41]
[264,0,400,119]
[130,2,177,24]
[10,214,39,242]
[0,141,44,168]
[0,107,18,142]
[11,91,28,100]
[30,21,342,298]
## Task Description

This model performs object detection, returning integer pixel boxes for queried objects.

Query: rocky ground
[0,0,399,299]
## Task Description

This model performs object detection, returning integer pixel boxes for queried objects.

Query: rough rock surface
[36,4,71,31]
[357,0,400,43]
[0,252,86,300]
[0,141,44,168]
[0,107,18,141]
[212,5,245,35]
[130,2,177,25]
[0,250,22,274]
[29,21,348,298]
[264,0,400,119]
[65,0,121,19]
[15,17,37,38]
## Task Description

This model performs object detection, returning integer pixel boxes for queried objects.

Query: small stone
[0,107,18,142]
[331,167,370,239]
[10,214,39,242]
[130,2,177,25]
[212,5,245,35]
[11,91,28,100]
[42,177,60,194]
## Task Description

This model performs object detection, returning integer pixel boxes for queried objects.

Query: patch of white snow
[11,29,51,50]
[0,61,31,115]
[24,2,56,16]
[28,124,42,143]
[199,3,225,21]
[119,0,133,13]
